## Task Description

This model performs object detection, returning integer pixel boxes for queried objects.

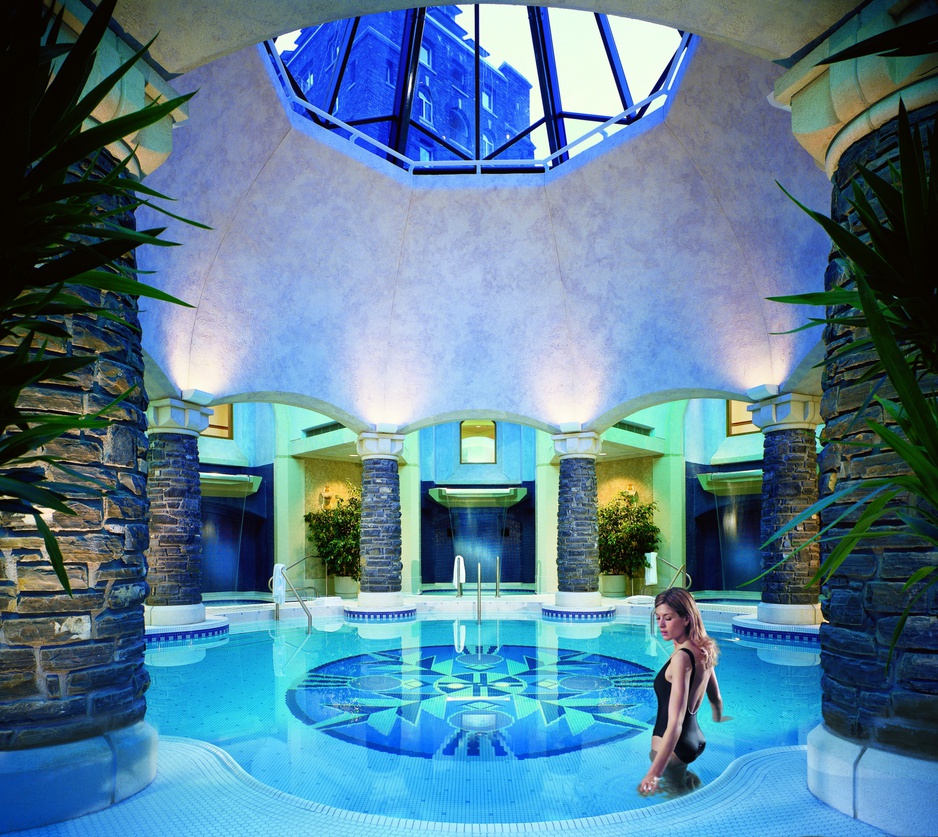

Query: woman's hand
[637,773,660,796]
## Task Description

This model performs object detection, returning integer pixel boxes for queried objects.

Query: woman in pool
[638,588,729,796]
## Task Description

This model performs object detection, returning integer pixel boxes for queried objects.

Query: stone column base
[757,601,821,625]
[145,602,206,626]
[808,724,938,837]
[555,591,603,608]
[357,591,404,610]
[0,720,157,832]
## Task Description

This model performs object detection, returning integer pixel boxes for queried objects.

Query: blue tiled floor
[8,739,889,837]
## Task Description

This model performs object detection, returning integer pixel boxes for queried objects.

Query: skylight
[266,5,692,175]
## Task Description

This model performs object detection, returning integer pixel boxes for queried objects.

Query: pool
[145,615,820,824]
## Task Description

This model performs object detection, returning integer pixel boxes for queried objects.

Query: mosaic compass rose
[286,644,656,759]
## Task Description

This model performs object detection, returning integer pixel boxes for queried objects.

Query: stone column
[748,387,822,625]
[0,3,188,829]
[776,2,938,832]
[0,164,157,828]
[552,431,602,609]
[356,431,405,610]
[144,391,212,627]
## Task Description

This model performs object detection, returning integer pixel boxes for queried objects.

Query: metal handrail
[477,563,482,625]
[642,556,692,595]
[268,559,320,602]
[279,566,312,634]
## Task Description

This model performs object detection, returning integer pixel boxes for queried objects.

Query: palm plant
[0,0,203,592]
[764,101,937,660]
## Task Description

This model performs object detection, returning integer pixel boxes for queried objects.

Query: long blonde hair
[655,588,719,668]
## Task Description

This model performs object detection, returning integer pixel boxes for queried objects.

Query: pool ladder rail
[453,554,502,601]
[641,554,692,595]
[270,558,316,634]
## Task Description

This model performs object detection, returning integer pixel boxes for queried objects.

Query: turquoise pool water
[145,617,820,824]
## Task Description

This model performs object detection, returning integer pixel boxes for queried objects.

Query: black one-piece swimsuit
[652,647,706,764]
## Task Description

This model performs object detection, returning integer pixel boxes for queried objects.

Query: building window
[418,144,432,161]
[481,132,494,158]
[417,89,433,123]
[419,43,432,68]
[727,400,759,436]
[449,109,469,142]
[460,420,496,464]
[385,60,394,85]
[202,403,233,439]
[347,61,357,85]
[481,86,494,112]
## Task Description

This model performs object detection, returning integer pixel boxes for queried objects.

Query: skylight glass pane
[267,6,690,174]
[561,118,627,159]
[334,12,405,124]
[279,20,355,112]
[420,8,477,156]
[608,17,681,104]
[405,128,467,165]
[560,119,601,158]
[494,124,548,167]
[349,120,394,153]
[547,9,623,118]
[476,4,543,160]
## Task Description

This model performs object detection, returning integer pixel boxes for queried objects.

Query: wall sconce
[624,484,637,496]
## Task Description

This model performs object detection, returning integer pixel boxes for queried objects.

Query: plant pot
[599,574,627,597]
[333,576,359,599]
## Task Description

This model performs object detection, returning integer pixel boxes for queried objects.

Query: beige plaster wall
[302,460,362,583]
[597,458,655,506]
[113,0,858,74]
[137,36,831,433]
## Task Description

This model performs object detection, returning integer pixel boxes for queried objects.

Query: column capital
[748,392,821,434]
[62,0,188,176]
[774,0,938,177]
[147,396,212,437]
[551,431,602,460]
[356,431,405,461]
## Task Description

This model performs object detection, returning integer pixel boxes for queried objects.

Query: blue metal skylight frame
[265,6,694,175]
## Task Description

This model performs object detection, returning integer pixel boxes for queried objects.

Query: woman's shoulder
[670,646,696,668]
[679,643,706,668]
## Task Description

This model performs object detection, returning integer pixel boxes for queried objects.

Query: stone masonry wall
[145,433,202,606]
[818,102,938,758]
[760,427,820,606]
[557,457,599,593]
[0,154,150,749]
[359,457,402,593]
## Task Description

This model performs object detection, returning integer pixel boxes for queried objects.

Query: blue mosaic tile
[285,644,656,759]
[731,624,819,645]
[145,623,230,648]
[541,606,615,622]
[344,607,418,622]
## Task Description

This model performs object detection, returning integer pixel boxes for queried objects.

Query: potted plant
[598,492,661,597]
[304,485,362,597]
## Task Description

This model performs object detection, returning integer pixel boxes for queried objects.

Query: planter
[599,574,627,597]
[333,576,359,599]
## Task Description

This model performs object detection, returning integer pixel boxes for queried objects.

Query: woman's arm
[707,668,732,722]
[638,652,691,794]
